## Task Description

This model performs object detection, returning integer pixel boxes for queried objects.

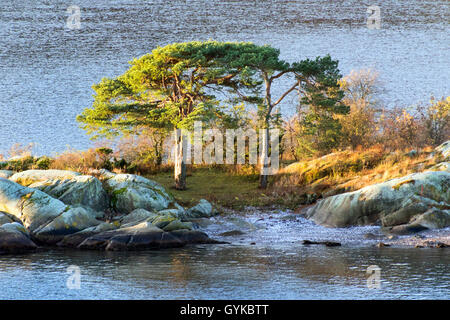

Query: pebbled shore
[385,229,450,248]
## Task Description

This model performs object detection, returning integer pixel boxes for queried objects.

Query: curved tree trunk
[174,129,187,190]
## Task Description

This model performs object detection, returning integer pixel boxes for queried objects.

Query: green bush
[5,156,35,171]
[35,156,52,170]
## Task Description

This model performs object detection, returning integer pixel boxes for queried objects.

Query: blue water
[0,1,449,299]
[0,0,449,155]
[0,212,449,299]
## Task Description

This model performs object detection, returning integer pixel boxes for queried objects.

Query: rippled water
[0,0,449,155]
[0,213,449,299]
[0,1,449,299]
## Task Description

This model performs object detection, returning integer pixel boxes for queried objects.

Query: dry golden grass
[50,148,100,174]
[274,145,443,198]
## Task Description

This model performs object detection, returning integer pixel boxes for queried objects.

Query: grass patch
[146,146,440,210]
[275,146,442,197]
[147,166,306,210]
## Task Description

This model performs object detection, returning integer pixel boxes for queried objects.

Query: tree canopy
[77,40,347,189]
[77,41,283,137]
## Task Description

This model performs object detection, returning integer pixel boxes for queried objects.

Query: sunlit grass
[275,146,443,198]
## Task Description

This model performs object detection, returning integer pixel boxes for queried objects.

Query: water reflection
[0,244,448,299]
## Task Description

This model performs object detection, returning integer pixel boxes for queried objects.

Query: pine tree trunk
[174,129,187,190]
[259,127,270,189]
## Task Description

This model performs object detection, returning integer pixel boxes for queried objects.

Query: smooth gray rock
[57,222,118,248]
[307,171,450,229]
[9,170,81,186]
[180,199,217,219]
[0,177,69,232]
[162,220,193,232]
[0,211,14,226]
[77,221,220,251]
[29,175,109,212]
[104,174,174,214]
[32,206,102,244]
[435,140,450,159]
[0,170,14,179]
[0,222,37,254]
[78,222,179,251]
[0,178,101,243]
[0,222,29,236]
[120,208,159,226]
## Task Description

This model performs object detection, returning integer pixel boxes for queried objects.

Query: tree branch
[273,82,299,106]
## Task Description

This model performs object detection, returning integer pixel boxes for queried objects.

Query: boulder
[0,177,69,232]
[151,214,177,229]
[32,206,102,244]
[78,222,182,251]
[228,217,258,231]
[1,222,29,236]
[162,219,193,232]
[57,222,118,248]
[180,199,217,219]
[302,240,341,247]
[0,178,101,243]
[0,211,14,226]
[77,220,221,251]
[120,208,159,227]
[386,208,450,235]
[159,207,185,217]
[9,170,81,187]
[104,174,174,214]
[0,170,14,179]
[0,170,222,251]
[435,140,450,159]
[183,218,215,228]
[307,171,450,229]
[428,162,450,172]
[28,175,109,213]
[0,222,37,254]
[120,209,192,232]
[168,229,224,244]
[409,208,450,229]
[219,230,246,237]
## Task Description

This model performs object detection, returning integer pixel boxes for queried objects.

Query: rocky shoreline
[0,169,224,255]
[305,141,449,239]
[0,141,449,254]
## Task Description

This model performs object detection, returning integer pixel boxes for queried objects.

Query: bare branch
[273,82,299,106]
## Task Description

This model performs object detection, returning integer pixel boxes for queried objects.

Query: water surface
[0,0,449,155]
[0,213,448,299]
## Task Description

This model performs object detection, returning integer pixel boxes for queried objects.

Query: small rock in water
[376,242,391,248]
[302,240,341,247]
[219,230,245,237]
[422,241,449,248]
[250,242,256,245]
[436,242,449,248]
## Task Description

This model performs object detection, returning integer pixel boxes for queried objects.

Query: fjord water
[0,0,449,155]
[0,1,449,300]
[0,213,449,299]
